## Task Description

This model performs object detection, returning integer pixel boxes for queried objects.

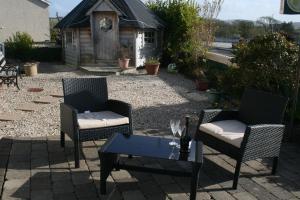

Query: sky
[50,0,300,22]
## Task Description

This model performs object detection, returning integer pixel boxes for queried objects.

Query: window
[144,31,155,44]
[65,31,73,45]
[99,17,113,32]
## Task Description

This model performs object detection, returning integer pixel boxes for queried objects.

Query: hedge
[6,47,62,62]
[30,47,62,62]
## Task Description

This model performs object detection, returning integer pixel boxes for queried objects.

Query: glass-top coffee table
[98,133,203,200]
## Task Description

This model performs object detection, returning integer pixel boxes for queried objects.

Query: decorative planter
[195,79,209,91]
[118,58,130,70]
[24,62,38,77]
[145,64,160,75]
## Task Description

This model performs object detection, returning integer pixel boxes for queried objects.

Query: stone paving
[0,130,300,200]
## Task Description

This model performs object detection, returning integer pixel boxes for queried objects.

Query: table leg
[190,163,201,200]
[99,152,118,194]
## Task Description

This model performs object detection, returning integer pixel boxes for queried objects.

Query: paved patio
[0,130,299,200]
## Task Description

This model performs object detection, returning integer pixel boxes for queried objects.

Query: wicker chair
[60,78,133,168]
[196,89,288,189]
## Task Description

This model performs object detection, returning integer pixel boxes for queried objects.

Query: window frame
[144,31,156,45]
[65,31,74,46]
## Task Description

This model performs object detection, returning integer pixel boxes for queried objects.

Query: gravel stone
[0,66,209,138]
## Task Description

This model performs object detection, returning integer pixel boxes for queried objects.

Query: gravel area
[0,64,209,138]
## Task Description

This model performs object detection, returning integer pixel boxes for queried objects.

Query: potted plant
[145,57,160,75]
[118,45,130,70]
[193,67,209,91]
[24,62,39,76]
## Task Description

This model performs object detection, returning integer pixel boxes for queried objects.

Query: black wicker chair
[196,89,288,189]
[60,78,133,168]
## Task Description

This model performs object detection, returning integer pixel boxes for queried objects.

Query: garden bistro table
[99,133,203,200]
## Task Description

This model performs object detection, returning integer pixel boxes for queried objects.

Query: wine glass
[169,147,176,159]
[169,119,178,146]
[177,122,186,138]
[176,122,186,148]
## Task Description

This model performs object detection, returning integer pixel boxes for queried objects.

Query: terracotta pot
[24,62,38,77]
[118,58,130,69]
[145,64,160,75]
[195,79,209,91]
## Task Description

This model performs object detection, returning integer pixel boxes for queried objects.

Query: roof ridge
[122,0,139,23]
[56,0,164,29]
[57,0,92,28]
[39,0,50,5]
[109,0,128,17]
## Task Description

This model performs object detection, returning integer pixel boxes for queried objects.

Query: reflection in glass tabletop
[100,133,203,163]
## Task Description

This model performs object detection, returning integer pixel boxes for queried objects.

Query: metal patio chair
[0,52,20,89]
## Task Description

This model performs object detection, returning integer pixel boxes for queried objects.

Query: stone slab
[49,92,64,98]
[0,135,300,200]
[15,103,38,112]
[0,113,21,121]
[33,97,57,104]
[27,88,44,93]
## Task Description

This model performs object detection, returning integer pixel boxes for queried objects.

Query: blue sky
[50,0,300,22]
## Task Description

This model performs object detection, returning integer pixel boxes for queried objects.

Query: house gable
[86,0,122,15]
[56,0,165,29]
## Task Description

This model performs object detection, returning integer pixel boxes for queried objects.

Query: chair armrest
[107,99,133,135]
[60,103,79,139]
[0,65,19,74]
[107,99,132,118]
[241,124,285,161]
[199,109,238,124]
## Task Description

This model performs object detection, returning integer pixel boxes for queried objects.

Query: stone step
[80,66,121,76]
[81,61,118,68]
[96,59,118,64]
[96,59,118,68]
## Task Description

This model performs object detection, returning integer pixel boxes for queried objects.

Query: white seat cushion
[199,120,247,148]
[77,111,129,130]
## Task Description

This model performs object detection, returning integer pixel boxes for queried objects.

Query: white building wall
[135,31,145,68]
[0,0,50,42]
[135,30,162,68]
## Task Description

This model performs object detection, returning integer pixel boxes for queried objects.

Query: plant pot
[195,79,209,91]
[24,62,38,77]
[145,64,160,75]
[118,58,130,70]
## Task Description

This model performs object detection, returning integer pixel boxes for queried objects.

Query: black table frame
[99,135,203,200]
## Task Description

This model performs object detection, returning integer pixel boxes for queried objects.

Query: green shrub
[205,59,228,90]
[145,57,160,65]
[5,32,62,62]
[223,32,299,99]
[216,32,300,118]
[30,47,62,62]
[5,32,34,61]
[147,0,206,72]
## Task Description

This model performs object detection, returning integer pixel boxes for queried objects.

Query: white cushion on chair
[199,120,247,148]
[77,111,129,130]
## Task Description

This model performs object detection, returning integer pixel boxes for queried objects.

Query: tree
[198,0,224,46]
[147,0,223,75]
[279,22,296,38]
[256,16,280,33]
[235,20,255,38]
